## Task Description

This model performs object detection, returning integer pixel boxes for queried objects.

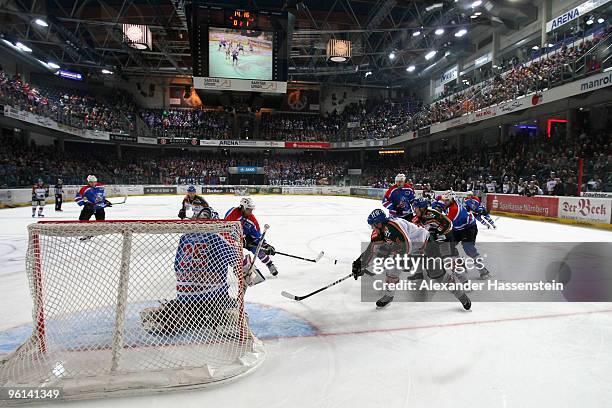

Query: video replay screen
[208,27,273,81]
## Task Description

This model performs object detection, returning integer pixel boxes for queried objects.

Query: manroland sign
[579,72,612,92]
[546,0,612,32]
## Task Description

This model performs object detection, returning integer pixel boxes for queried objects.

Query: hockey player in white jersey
[31,179,48,218]
[352,209,471,310]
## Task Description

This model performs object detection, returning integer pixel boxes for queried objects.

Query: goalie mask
[194,207,213,220]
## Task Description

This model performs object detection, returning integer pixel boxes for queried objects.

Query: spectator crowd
[364,129,610,195]
[0,30,609,144]
[0,71,135,133]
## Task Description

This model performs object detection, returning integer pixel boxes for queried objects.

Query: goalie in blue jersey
[140,205,248,336]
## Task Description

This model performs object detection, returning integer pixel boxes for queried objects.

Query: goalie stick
[275,250,324,263]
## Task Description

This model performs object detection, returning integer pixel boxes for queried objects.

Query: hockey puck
[334,260,338,264]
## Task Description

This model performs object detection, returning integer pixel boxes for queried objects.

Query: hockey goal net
[0,220,264,400]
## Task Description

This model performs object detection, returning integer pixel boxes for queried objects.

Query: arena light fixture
[47,62,60,69]
[412,30,421,37]
[455,29,468,37]
[101,69,114,75]
[425,3,443,12]
[425,50,437,60]
[15,42,32,52]
[532,45,539,50]
[435,28,445,35]
[474,11,482,16]
[586,17,594,25]
[406,65,416,72]
[389,52,396,60]
[34,19,48,27]
[470,14,479,19]
[598,18,605,23]
[365,71,372,77]
[471,0,482,7]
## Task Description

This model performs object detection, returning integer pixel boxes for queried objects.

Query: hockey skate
[376,294,394,308]
[478,267,491,280]
[458,293,471,310]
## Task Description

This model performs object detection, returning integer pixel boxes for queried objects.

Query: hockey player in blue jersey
[75,175,112,221]
[464,197,496,229]
[382,173,416,220]
[442,193,491,279]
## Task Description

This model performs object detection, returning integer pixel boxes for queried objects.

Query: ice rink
[1,194,612,408]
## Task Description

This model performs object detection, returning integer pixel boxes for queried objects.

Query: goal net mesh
[0,220,264,400]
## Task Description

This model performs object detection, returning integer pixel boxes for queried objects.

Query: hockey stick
[246,224,270,279]
[275,250,324,263]
[281,272,353,301]
[109,195,128,205]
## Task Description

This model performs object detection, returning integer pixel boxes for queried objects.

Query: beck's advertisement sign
[558,197,611,224]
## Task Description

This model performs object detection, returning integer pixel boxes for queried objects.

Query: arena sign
[193,76,287,94]
[143,186,177,195]
[546,0,612,32]
[3,105,111,141]
[199,140,284,148]
[558,197,611,224]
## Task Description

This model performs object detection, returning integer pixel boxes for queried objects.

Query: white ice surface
[0,195,611,408]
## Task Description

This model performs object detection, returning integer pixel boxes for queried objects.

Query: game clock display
[228,10,255,28]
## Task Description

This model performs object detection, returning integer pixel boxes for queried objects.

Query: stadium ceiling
[0,0,536,87]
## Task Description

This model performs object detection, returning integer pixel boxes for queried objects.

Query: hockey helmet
[86,175,97,183]
[240,197,255,210]
[187,185,197,193]
[367,209,388,226]
[395,173,406,185]
[431,201,446,212]
[466,190,474,197]
[412,197,429,209]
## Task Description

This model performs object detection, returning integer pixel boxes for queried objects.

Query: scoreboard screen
[188,5,292,94]
[208,27,273,81]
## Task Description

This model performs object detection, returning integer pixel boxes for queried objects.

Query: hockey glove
[352,258,364,280]
[428,227,446,242]
[178,208,187,219]
[244,235,258,251]
[104,200,112,207]
[262,242,276,256]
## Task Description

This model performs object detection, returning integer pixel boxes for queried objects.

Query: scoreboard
[188,4,292,97]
